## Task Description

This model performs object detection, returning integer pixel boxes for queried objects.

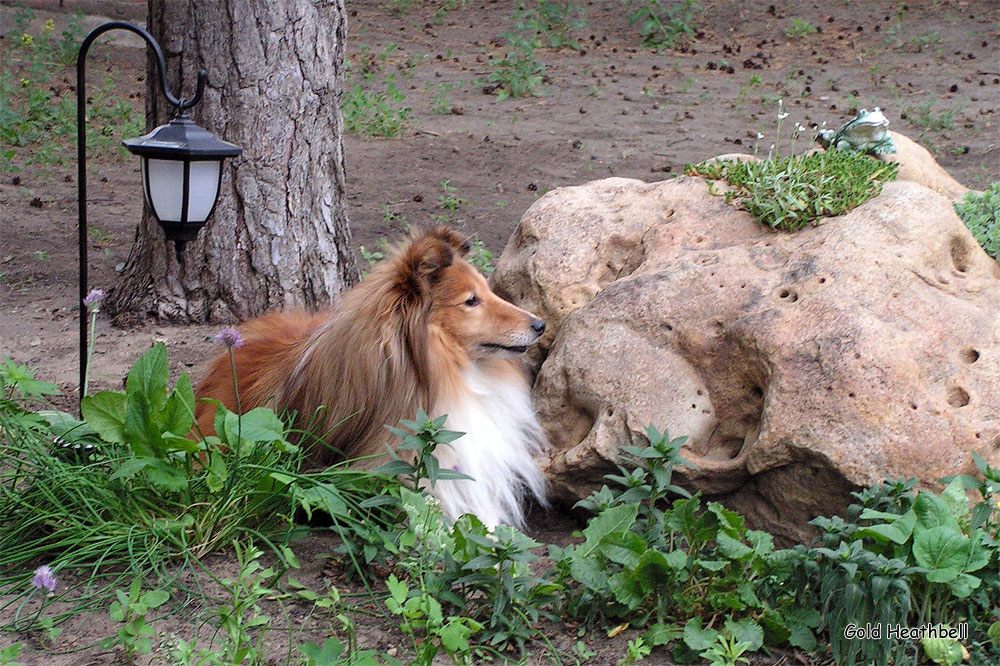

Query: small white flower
[756,132,764,140]
[777,111,789,120]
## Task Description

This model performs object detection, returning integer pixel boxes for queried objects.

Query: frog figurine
[816,107,896,155]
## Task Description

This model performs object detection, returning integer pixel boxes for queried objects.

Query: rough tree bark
[107,0,359,324]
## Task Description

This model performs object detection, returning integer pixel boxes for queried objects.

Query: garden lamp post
[77,21,242,406]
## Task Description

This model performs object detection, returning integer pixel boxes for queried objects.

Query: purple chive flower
[82,289,105,312]
[214,327,245,349]
[31,565,57,593]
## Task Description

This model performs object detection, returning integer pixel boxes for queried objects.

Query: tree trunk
[107,0,359,324]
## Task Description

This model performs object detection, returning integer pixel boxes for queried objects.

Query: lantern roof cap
[123,115,242,161]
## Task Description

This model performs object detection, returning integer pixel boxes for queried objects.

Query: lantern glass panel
[143,158,222,223]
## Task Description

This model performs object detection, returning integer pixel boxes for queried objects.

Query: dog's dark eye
[464,295,481,307]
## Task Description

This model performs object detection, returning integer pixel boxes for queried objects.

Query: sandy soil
[1,0,997,663]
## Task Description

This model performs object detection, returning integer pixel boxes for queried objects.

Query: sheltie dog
[194,227,548,528]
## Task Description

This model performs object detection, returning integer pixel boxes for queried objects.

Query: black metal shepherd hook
[76,21,206,407]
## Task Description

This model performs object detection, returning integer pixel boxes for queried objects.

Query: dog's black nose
[531,318,546,334]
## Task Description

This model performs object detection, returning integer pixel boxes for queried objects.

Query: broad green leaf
[576,503,638,560]
[724,618,763,650]
[787,623,817,651]
[716,532,753,560]
[965,531,991,573]
[109,457,156,482]
[940,477,972,523]
[948,572,981,598]
[145,459,189,492]
[707,501,744,536]
[920,634,965,666]
[140,590,169,608]
[439,618,474,653]
[123,391,164,457]
[568,557,606,591]
[162,372,195,437]
[682,617,719,651]
[913,491,959,532]
[643,623,681,647]
[608,572,645,609]
[206,451,228,493]
[745,529,774,556]
[913,526,969,583]
[386,575,408,605]
[125,343,169,411]
[858,509,916,545]
[237,408,288,444]
[666,549,688,569]
[634,550,674,591]
[299,637,346,665]
[161,431,200,455]
[598,531,647,568]
[81,391,126,443]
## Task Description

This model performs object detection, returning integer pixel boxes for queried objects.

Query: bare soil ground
[1,0,998,663]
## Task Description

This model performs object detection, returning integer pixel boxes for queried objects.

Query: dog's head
[388,226,545,360]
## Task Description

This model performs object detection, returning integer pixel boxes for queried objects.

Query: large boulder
[494,150,1000,543]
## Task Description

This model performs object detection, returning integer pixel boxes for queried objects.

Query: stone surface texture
[493,142,1000,542]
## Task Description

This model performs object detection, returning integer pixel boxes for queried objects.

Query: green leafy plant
[168,542,280,666]
[466,239,494,275]
[628,0,701,49]
[685,150,899,230]
[955,182,1000,262]
[785,17,818,40]
[486,6,547,100]
[551,426,819,660]
[342,74,411,137]
[799,470,1000,665]
[0,643,23,666]
[100,579,170,662]
[535,1,587,49]
[374,410,472,490]
[437,179,468,215]
[1,344,393,629]
[903,102,954,131]
[700,634,752,666]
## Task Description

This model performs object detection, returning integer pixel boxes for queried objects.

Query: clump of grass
[785,17,817,40]
[955,182,1000,262]
[1,11,142,171]
[902,102,954,131]
[629,0,701,49]
[342,74,411,137]
[487,6,547,100]
[685,151,899,230]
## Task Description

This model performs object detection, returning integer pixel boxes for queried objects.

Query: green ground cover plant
[1,10,143,171]
[685,150,899,230]
[628,0,701,50]
[0,344,396,626]
[955,182,1000,262]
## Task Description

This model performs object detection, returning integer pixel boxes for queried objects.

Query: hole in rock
[947,386,971,408]
[961,348,980,364]
[777,288,799,302]
[950,237,971,273]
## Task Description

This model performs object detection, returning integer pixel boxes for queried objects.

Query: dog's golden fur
[194,227,548,526]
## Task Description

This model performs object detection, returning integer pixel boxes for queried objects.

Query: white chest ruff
[430,367,547,529]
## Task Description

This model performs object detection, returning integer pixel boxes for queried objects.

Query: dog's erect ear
[425,226,471,258]
[396,232,455,298]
